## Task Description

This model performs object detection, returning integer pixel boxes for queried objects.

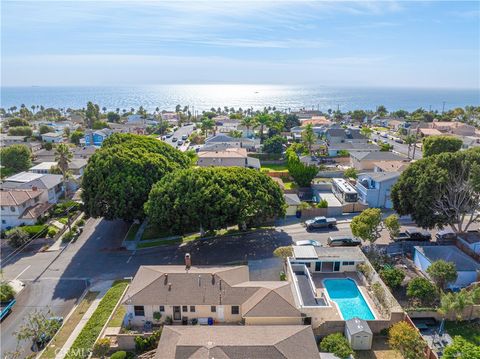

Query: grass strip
[65,281,128,358]
[137,238,182,248]
[125,223,140,241]
[40,291,99,359]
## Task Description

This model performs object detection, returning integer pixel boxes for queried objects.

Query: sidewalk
[56,280,113,359]
[123,220,147,251]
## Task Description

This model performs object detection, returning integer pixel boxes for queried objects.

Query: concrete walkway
[123,220,147,250]
[56,281,113,359]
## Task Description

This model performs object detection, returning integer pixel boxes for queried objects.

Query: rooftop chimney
[185,253,191,271]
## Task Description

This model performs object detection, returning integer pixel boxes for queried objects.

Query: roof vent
[168,283,172,291]
[164,274,168,285]
[198,275,201,287]
[211,273,215,285]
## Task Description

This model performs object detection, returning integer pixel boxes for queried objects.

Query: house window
[134,306,145,316]
[182,306,188,312]
[1,206,4,210]
[211,306,216,313]
[231,306,239,315]
[159,306,165,312]
[1,220,5,224]
[342,261,354,266]
[190,306,195,312]
[10,206,15,212]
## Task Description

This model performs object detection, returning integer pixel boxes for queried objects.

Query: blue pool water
[324,278,375,320]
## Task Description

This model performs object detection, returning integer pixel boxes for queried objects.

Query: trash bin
[208,317,214,325]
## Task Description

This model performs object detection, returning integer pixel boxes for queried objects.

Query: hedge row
[65,280,128,359]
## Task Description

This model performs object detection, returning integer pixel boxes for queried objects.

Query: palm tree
[255,113,271,142]
[438,291,456,321]
[241,116,255,137]
[302,124,316,153]
[360,127,373,139]
[55,144,73,199]
[454,289,474,321]
[404,134,416,159]
[200,118,215,137]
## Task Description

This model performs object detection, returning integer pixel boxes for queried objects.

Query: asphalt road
[371,133,423,159]
[162,124,195,151]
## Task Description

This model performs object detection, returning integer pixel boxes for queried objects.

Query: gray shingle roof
[350,151,406,161]
[415,246,480,271]
[346,317,372,335]
[155,326,319,359]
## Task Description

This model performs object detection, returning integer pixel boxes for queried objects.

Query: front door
[173,306,181,321]
[217,306,225,322]
[333,261,341,272]
[315,262,321,272]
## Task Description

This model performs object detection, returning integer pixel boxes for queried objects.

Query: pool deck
[311,272,382,321]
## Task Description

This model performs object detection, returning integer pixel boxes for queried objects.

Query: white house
[0,189,50,230]
[2,172,64,204]
[356,172,400,209]
[41,132,64,143]
[29,162,57,174]
[203,134,257,151]
[413,246,480,289]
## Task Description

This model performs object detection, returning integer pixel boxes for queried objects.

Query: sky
[1,0,479,88]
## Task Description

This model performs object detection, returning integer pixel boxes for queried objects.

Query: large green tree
[144,167,286,233]
[422,135,462,157]
[262,135,286,154]
[81,134,190,220]
[391,148,480,232]
[426,260,458,291]
[443,337,480,359]
[302,124,316,152]
[1,144,32,175]
[8,126,32,136]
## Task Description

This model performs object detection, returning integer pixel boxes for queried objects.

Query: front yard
[260,163,288,172]
[446,321,480,346]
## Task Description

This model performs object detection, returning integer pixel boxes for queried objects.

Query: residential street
[162,124,195,151]
[371,133,423,159]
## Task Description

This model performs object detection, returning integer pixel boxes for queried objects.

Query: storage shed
[345,317,372,350]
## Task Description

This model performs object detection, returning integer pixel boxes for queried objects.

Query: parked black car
[327,236,362,247]
[393,228,431,241]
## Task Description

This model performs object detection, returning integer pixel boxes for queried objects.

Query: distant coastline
[1,84,479,112]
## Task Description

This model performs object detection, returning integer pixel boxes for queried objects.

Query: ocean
[1,85,478,113]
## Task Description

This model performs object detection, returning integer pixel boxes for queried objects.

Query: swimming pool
[324,278,375,320]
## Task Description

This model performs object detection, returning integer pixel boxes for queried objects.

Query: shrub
[316,199,328,208]
[47,227,58,238]
[426,260,458,290]
[319,333,354,359]
[21,225,47,237]
[6,227,29,248]
[280,272,287,281]
[77,219,85,226]
[407,277,437,304]
[153,311,162,321]
[379,267,406,289]
[92,338,110,358]
[134,330,161,353]
[0,282,16,302]
[62,231,74,243]
[110,351,127,359]
[273,246,293,261]
[372,282,387,306]
[388,321,425,359]
[357,263,373,280]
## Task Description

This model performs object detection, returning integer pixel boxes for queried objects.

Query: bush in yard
[153,311,162,321]
[372,282,387,306]
[6,227,29,248]
[47,227,58,238]
[110,351,127,359]
[77,219,85,226]
[316,199,328,208]
[262,135,287,154]
[318,333,353,359]
[273,246,293,262]
[92,338,110,358]
[379,267,405,289]
[21,225,47,237]
[443,336,480,359]
[407,277,437,305]
[0,144,32,174]
[388,321,425,359]
[426,260,458,291]
[0,282,16,302]
[134,330,161,354]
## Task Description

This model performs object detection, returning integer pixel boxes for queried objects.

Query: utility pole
[442,101,446,114]
[412,127,420,159]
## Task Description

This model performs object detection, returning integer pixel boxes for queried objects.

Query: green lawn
[141,223,172,240]
[137,238,182,248]
[125,223,140,241]
[41,291,100,359]
[446,321,480,345]
[108,304,126,327]
[65,280,129,359]
[261,163,288,172]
